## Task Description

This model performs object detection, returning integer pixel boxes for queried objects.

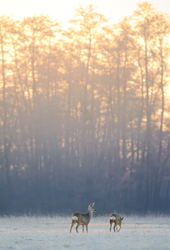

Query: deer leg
[114,223,116,232]
[70,220,76,233]
[86,224,88,233]
[75,223,79,233]
[117,225,121,232]
[82,225,84,233]
[110,221,113,232]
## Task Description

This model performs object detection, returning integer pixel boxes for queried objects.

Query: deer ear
[121,217,124,220]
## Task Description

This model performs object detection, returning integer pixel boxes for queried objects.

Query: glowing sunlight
[1,0,170,27]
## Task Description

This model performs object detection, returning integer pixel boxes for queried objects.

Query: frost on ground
[0,215,170,250]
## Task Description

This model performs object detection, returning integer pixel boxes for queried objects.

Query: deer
[109,213,124,232]
[70,202,96,233]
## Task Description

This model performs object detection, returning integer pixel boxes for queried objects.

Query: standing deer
[70,202,96,233]
[109,213,124,232]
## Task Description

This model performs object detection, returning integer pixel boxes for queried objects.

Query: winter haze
[1,4,170,250]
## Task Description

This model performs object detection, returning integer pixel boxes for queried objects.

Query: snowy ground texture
[0,215,170,250]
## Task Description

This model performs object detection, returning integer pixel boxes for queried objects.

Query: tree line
[0,1,170,215]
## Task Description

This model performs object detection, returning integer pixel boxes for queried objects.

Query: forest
[0,1,170,215]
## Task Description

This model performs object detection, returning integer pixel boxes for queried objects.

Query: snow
[0,215,170,249]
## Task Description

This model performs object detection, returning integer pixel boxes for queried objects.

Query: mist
[0,2,170,216]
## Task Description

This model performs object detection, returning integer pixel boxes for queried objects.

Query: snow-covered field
[0,215,170,250]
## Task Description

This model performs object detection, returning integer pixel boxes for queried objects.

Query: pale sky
[1,0,170,27]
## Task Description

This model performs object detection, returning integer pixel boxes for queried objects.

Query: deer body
[109,213,124,232]
[70,203,96,233]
